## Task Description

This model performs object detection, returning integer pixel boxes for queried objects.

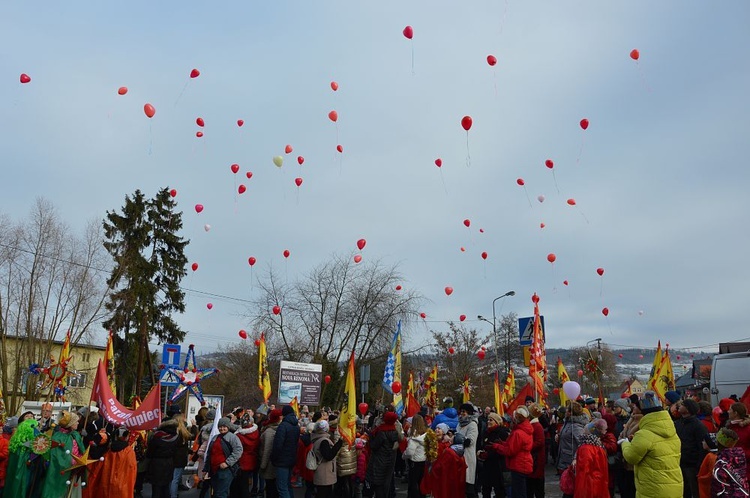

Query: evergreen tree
[102,188,188,399]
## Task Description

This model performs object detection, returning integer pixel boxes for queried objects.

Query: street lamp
[478,290,516,375]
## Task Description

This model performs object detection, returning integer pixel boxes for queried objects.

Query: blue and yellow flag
[382,321,403,414]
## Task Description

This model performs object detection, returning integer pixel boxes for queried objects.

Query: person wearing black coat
[366,411,400,498]
[147,418,181,498]
[479,413,510,498]
[271,406,301,498]
[675,399,708,498]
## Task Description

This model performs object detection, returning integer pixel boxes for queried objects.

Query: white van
[710,350,750,406]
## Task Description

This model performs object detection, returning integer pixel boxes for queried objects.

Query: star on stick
[61,445,102,474]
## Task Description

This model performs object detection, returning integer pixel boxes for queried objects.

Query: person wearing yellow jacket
[620,391,682,498]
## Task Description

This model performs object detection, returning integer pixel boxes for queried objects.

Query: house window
[68,372,87,388]
[81,353,91,363]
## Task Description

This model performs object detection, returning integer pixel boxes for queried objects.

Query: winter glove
[463,438,472,448]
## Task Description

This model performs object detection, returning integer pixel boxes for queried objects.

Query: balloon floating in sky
[547,253,556,263]
[538,195,545,203]
[540,223,546,229]
[461,115,473,131]
[143,103,156,118]
[117,87,128,95]
[231,164,240,174]
[206,303,213,310]
[196,131,203,138]
[396,285,402,291]
[194,204,204,213]
[477,350,486,360]
[285,144,293,154]
[283,249,290,258]
[403,25,414,39]
[357,238,366,250]
[238,185,246,194]
[602,307,609,317]
[246,171,253,179]
[20,73,31,84]
[204,224,211,232]
[597,267,605,276]
[272,305,281,315]
[516,178,525,186]
[435,158,442,167]
[420,312,426,319]
[545,159,554,169]
[191,262,199,272]
[353,255,362,263]
[294,177,303,187]
[567,199,576,206]
[196,117,205,127]
[336,145,343,153]
[237,119,244,127]
[169,189,177,197]
[238,330,248,340]
[330,81,339,91]
[190,68,201,78]
[481,251,488,260]
[448,347,455,355]
[563,280,569,286]
[444,286,453,296]
[463,219,471,228]
[297,156,304,165]
[328,110,338,122]
[273,156,283,168]
[248,257,257,266]
[487,55,497,66]
[532,293,540,304]
[580,118,589,130]
[459,315,466,322]
[630,49,640,61]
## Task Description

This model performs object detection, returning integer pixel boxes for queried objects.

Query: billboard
[278,361,323,405]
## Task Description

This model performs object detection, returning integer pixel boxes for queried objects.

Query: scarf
[578,433,604,448]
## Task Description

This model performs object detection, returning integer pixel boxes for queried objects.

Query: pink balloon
[444,286,453,296]
[403,25,414,39]
[354,254,362,263]
[195,204,204,213]
[206,303,213,310]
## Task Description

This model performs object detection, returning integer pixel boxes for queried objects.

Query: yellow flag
[494,372,504,416]
[503,367,515,403]
[59,330,72,389]
[462,375,470,403]
[338,351,357,446]
[647,340,662,396]
[652,347,675,402]
[424,364,438,408]
[558,358,571,406]
[258,333,272,402]
[105,330,116,395]
[290,396,300,417]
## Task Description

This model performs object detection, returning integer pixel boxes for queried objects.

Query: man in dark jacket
[675,399,708,498]
[271,405,300,498]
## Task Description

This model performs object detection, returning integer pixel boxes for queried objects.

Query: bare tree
[496,312,525,378]
[0,199,111,414]
[569,344,619,400]
[430,323,493,404]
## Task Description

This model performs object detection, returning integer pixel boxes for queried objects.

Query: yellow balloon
[273,155,283,168]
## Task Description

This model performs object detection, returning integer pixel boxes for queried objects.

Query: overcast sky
[2,1,749,358]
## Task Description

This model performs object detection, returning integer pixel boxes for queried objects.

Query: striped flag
[503,367,515,403]
[424,364,438,408]
[382,321,403,414]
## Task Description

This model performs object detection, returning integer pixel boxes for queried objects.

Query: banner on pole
[91,360,162,431]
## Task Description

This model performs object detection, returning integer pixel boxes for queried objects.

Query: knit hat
[58,411,79,429]
[682,399,699,416]
[614,398,631,413]
[206,408,217,420]
[488,412,503,425]
[459,403,475,415]
[719,398,734,412]
[442,397,454,409]
[268,409,283,425]
[639,391,662,414]
[383,411,398,424]
[315,420,329,433]
[452,432,465,446]
[528,403,542,419]
[217,417,232,428]
[514,406,529,421]
[436,423,450,433]
[703,433,718,451]
[2,416,18,434]
[628,394,639,405]
[716,427,739,449]
[281,405,294,417]
[586,418,607,436]
[664,391,681,404]
[585,397,596,406]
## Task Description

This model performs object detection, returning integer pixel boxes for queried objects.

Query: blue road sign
[162,344,181,368]
[518,315,545,346]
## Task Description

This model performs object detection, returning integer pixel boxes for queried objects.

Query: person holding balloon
[556,401,589,474]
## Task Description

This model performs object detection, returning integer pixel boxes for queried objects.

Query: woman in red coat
[233,415,261,498]
[571,420,609,498]
[527,404,547,498]
[492,406,533,498]
[429,433,467,498]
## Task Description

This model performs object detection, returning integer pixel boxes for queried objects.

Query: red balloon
[459,314,466,322]
[357,238,367,250]
[231,164,240,174]
[248,257,257,266]
[676,355,681,360]
[545,159,554,169]
[396,285,402,291]
[618,353,623,358]
[420,312,426,319]
[191,262,199,272]
[567,199,576,206]
[285,144,293,154]
[239,330,248,340]
[481,346,486,351]
[553,388,560,395]
[402,25,414,39]
[169,189,177,197]
[391,381,402,394]
[477,350,486,360]
[540,223,545,229]
[283,250,290,258]
[597,267,605,276]
[325,375,332,384]
[196,131,204,138]
[461,115,473,131]
[602,307,609,317]
[353,255,362,263]
[143,103,156,118]
[577,369,583,377]
[463,219,471,228]
[358,402,368,415]
[444,286,453,296]
[448,347,455,355]
[532,293,540,304]
[246,171,253,179]
[487,55,497,66]
[516,178,525,186]
[206,303,213,310]
[196,117,205,127]
[328,110,338,122]
[435,158,442,167]
[19,73,31,84]
[563,280,569,286]
[479,228,484,233]
[272,305,281,315]
[297,156,304,165]
[336,144,344,153]
[639,354,644,359]
[630,49,640,61]
[190,68,201,78]
[580,118,589,130]
[117,86,128,95]
[237,119,244,127]
[254,339,261,346]
[481,251,488,260]
[294,177,303,187]
[238,184,246,194]
[547,253,556,263]
[330,81,339,91]
[195,204,204,213]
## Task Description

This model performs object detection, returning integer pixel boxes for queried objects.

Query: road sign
[518,315,545,346]
[162,344,181,368]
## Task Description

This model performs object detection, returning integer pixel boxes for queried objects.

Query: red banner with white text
[90,360,162,431]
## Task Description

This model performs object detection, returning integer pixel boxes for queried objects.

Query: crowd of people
[0,391,748,498]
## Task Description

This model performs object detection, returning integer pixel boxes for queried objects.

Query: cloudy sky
[3,1,749,357]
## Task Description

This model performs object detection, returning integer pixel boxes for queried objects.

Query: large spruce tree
[102,188,188,399]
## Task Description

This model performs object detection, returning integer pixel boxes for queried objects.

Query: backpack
[305,444,321,470]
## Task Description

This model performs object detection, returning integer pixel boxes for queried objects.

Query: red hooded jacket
[236,425,261,472]
[495,419,533,475]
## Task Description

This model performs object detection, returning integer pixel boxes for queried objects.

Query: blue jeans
[275,466,294,498]
[170,467,182,498]
[212,468,234,498]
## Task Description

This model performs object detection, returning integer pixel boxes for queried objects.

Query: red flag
[90,360,162,431]
[406,392,420,418]
[507,383,535,415]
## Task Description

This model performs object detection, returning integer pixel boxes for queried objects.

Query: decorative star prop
[166,344,219,405]
[61,445,102,474]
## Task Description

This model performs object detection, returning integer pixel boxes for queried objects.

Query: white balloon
[537,195,545,203]
[204,224,211,232]
[562,381,581,400]
[638,310,644,316]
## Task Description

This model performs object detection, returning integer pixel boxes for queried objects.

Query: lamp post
[478,290,516,375]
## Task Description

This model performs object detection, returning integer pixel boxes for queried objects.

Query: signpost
[278,361,323,405]
[518,315,545,346]
[159,344,182,387]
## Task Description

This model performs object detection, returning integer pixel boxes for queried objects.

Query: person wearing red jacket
[0,417,16,495]
[527,404,547,498]
[492,407,533,498]
[601,413,619,498]
[571,420,609,498]
[233,415,261,498]
[430,432,468,498]
[726,402,750,480]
